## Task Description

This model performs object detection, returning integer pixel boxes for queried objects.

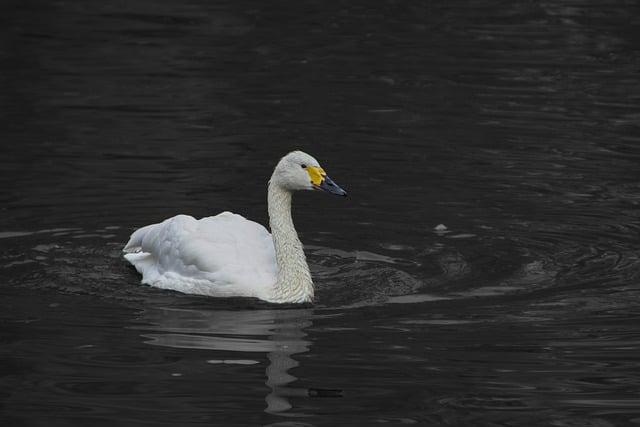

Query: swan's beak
[307,166,347,197]
[317,175,347,196]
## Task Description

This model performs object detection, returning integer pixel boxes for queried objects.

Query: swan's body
[123,151,346,304]
[123,212,279,300]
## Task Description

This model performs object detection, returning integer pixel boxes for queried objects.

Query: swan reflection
[137,306,313,414]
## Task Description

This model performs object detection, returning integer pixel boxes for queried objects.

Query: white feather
[124,212,278,300]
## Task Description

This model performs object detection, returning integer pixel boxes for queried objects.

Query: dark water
[2,0,640,425]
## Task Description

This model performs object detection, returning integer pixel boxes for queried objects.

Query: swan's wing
[123,212,277,298]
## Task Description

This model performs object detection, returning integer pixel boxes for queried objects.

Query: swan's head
[271,151,347,196]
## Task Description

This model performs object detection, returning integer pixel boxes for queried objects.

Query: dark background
[1,0,640,425]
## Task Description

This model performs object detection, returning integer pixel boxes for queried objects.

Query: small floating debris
[433,224,450,235]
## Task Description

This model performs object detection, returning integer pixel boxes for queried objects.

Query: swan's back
[124,212,277,299]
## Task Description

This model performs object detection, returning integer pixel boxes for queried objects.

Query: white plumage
[123,212,278,300]
[123,151,346,304]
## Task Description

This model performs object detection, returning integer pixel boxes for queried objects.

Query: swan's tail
[123,224,160,282]
[123,223,157,253]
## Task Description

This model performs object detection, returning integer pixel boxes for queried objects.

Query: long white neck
[267,181,314,303]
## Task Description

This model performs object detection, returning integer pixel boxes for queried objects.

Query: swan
[123,150,346,304]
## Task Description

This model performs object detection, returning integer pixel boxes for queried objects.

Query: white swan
[123,151,346,304]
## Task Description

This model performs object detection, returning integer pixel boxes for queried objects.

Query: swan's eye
[301,163,307,169]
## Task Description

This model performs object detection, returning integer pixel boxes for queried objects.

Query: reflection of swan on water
[136,306,319,414]
[264,311,310,413]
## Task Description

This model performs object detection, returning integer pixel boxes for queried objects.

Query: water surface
[1,0,640,425]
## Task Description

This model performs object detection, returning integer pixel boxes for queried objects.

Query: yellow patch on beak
[306,166,326,186]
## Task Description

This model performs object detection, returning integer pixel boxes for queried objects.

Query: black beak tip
[318,176,347,197]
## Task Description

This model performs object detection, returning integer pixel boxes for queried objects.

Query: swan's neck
[267,182,314,303]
